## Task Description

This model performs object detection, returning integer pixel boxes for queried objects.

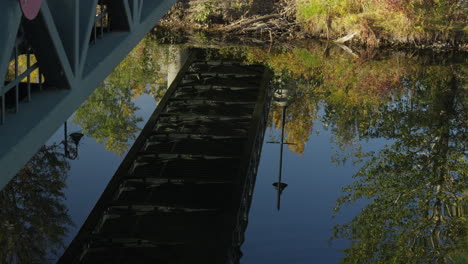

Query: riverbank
[157,0,467,49]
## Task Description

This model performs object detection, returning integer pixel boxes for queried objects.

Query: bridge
[0,0,176,188]
[57,51,272,263]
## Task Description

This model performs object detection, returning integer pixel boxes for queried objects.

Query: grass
[296,0,467,46]
[161,0,466,47]
[190,0,251,24]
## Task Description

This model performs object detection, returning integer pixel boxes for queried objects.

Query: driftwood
[243,23,269,32]
[334,32,359,44]
[336,44,359,58]
[224,14,281,32]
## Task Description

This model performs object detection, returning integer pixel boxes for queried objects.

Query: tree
[332,65,467,263]
[73,35,167,156]
[0,144,73,263]
[225,40,467,262]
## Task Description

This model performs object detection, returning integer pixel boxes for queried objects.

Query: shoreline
[157,0,467,51]
[154,25,468,52]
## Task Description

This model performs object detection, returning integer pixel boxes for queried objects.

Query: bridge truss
[0,0,175,188]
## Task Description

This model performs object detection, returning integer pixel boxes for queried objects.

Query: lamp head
[69,132,84,146]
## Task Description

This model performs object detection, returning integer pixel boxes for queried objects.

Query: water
[0,37,466,264]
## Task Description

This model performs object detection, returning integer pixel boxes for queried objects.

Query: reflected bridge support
[58,50,272,264]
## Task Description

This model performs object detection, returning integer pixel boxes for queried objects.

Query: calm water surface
[0,37,466,264]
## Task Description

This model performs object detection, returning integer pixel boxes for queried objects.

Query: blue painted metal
[0,0,176,189]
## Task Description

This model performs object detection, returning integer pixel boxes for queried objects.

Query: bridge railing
[228,70,273,262]
[1,22,46,125]
[90,0,111,44]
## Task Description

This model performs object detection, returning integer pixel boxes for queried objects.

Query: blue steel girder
[0,0,176,189]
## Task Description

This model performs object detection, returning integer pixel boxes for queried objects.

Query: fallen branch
[225,14,281,32]
[334,32,359,44]
[336,44,359,58]
[243,23,269,32]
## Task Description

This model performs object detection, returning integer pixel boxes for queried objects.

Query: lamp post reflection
[268,87,295,210]
[62,121,84,160]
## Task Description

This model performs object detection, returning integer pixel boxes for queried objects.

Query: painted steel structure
[0,0,176,189]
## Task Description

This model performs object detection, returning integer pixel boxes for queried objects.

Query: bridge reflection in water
[58,51,272,263]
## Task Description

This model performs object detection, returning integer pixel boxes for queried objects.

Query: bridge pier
[167,45,190,86]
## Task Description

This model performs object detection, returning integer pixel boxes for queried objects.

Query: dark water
[0,37,466,264]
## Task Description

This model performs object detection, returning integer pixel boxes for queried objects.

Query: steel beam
[0,0,176,189]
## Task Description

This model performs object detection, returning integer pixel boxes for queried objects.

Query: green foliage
[189,0,251,25]
[0,144,72,263]
[73,78,143,156]
[297,0,330,18]
[297,0,364,18]
[296,0,467,45]
[236,42,413,151]
[193,0,217,23]
[6,54,44,83]
[330,65,467,263]
[216,42,467,262]
[294,48,320,69]
[73,36,167,156]
[246,42,468,262]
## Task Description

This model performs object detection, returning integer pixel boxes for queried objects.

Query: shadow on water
[0,34,466,263]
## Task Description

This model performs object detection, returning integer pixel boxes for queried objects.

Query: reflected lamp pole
[267,87,295,210]
[62,121,84,160]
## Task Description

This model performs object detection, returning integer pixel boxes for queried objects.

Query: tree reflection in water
[228,43,467,263]
[73,35,168,156]
[6,39,460,263]
[331,65,467,263]
[0,144,72,263]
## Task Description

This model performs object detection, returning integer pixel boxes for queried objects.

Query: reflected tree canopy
[0,144,72,263]
[73,35,168,156]
[218,43,467,263]
[225,43,413,153]
[270,77,318,154]
[331,65,467,263]
[69,39,466,262]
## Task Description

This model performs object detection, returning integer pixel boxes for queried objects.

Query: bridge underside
[0,0,176,188]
